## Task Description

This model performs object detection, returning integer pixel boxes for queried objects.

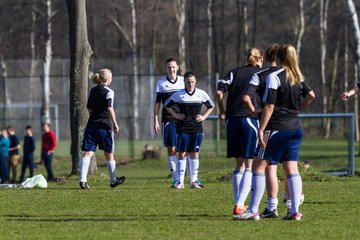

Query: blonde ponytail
[277,45,304,85]
[247,48,263,66]
[91,69,112,85]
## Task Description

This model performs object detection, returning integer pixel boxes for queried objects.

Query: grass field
[1,148,360,239]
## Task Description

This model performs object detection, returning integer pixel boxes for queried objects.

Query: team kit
[80,44,315,222]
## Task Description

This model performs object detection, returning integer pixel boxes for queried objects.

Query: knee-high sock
[288,173,302,214]
[232,170,244,204]
[237,168,252,208]
[249,172,266,214]
[106,160,117,184]
[168,155,178,182]
[80,157,91,182]
[178,158,187,185]
[189,156,199,182]
[267,197,278,211]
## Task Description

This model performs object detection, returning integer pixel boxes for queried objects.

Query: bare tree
[29,0,37,118]
[66,0,93,175]
[207,0,213,94]
[40,0,53,125]
[296,0,305,55]
[243,0,249,52]
[0,55,8,126]
[174,0,186,72]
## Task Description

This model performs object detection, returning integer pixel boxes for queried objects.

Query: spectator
[41,123,56,181]
[7,126,20,183]
[0,128,10,183]
[19,125,36,183]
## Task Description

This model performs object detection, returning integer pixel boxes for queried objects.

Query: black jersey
[263,68,312,131]
[155,75,185,123]
[164,88,215,134]
[217,64,262,119]
[246,66,281,110]
[86,85,114,130]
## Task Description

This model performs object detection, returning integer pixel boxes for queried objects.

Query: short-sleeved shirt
[155,76,185,123]
[262,68,312,131]
[217,64,262,119]
[8,134,19,155]
[86,85,115,130]
[246,66,281,110]
[164,88,215,134]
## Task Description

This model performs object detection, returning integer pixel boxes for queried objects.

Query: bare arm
[154,102,161,133]
[341,86,359,100]
[107,107,119,133]
[258,104,274,148]
[216,90,226,120]
[299,90,315,111]
[196,107,214,122]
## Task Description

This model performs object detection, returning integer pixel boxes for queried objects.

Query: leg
[283,174,292,209]
[19,155,28,182]
[188,152,201,187]
[237,158,253,208]
[42,152,54,181]
[177,151,187,188]
[167,146,178,184]
[28,154,34,178]
[283,161,302,215]
[80,151,94,183]
[248,158,268,214]
[260,164,279,218]
[232,157,245,204]
[11,155,19,182]
[105,151,116,184]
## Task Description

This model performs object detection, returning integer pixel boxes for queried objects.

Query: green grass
[1,155,360,239]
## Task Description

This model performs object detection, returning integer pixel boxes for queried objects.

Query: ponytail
[247,48,263,66]
[92,73,101,84]
[277,45,304,85]
[91,69,112,85]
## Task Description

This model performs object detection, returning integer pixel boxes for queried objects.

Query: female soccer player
[238,44,315,221]
[217,48,263,217]
[79,69,125,189]
[154,58,184,188]
[164,71,214,189]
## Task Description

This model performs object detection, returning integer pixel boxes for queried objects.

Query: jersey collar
[166,76,178,84]
[185,88,196,96]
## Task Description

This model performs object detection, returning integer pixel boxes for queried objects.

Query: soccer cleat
[170,180,179,189]
[233,205,246,217]
[260,208,278,218]
[195,179,205,188]
[175,182,184,189]
[190,181,202,189]
[234,210,260,221]
[283,211,302,221]
[79,182,90,189]
[110,176,126,188]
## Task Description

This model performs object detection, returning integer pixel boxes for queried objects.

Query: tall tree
[174,0,186,72]
[66,0,93,175]
[296,0,305,55]
[29,0,37,119]
[40,0,53,125]
[207,0,213,94]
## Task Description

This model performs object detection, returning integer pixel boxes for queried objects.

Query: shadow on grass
[3,213,230,222]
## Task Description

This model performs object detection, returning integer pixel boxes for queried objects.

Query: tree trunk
[347,0,360,142]
[236,0,242,65]
[207,0,213,94]
[296,0,305,55]
[251,0,257,46]
[243,0,249,52]
[66,0,93,175]
[320,0,329,138]
[174,0,186,73]
[0,55,8,127]
[29,0,37,119]
[40,0,52,126]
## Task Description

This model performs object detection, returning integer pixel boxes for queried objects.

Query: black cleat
[260,208,278,218]
[110,176,126,188]
[80,182,90,189]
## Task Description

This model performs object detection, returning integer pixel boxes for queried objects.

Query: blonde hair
[92,69,112,85]
[277,45,304,85]
[247,48,263,66]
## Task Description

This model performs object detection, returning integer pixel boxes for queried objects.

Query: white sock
[185,156,190,176]
[267,197,278,211]
[232,169,244,204]
[80,157,91,182]
[106,160,117,184]
[237,168,252,208]
[178,158,187,185]
[249,172,266,214]
[285,200,292,210]
[189,156,199,182]
[168,155,178,182]
[288,173,302,214]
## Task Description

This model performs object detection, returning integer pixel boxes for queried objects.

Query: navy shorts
[81,128,114,153]
[226,117,259,159]
[256,129,303,165]
[177,132,203,152]
[162,122,177,147]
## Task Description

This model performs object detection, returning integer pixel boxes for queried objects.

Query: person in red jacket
[41,123,56,181]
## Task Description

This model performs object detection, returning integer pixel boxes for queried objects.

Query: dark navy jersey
[164,88,215,134]
[246,66,281,110]
[86,85,114,130]
[262,68,312,131]
[217,64,262,119]
[155,75,185,123]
